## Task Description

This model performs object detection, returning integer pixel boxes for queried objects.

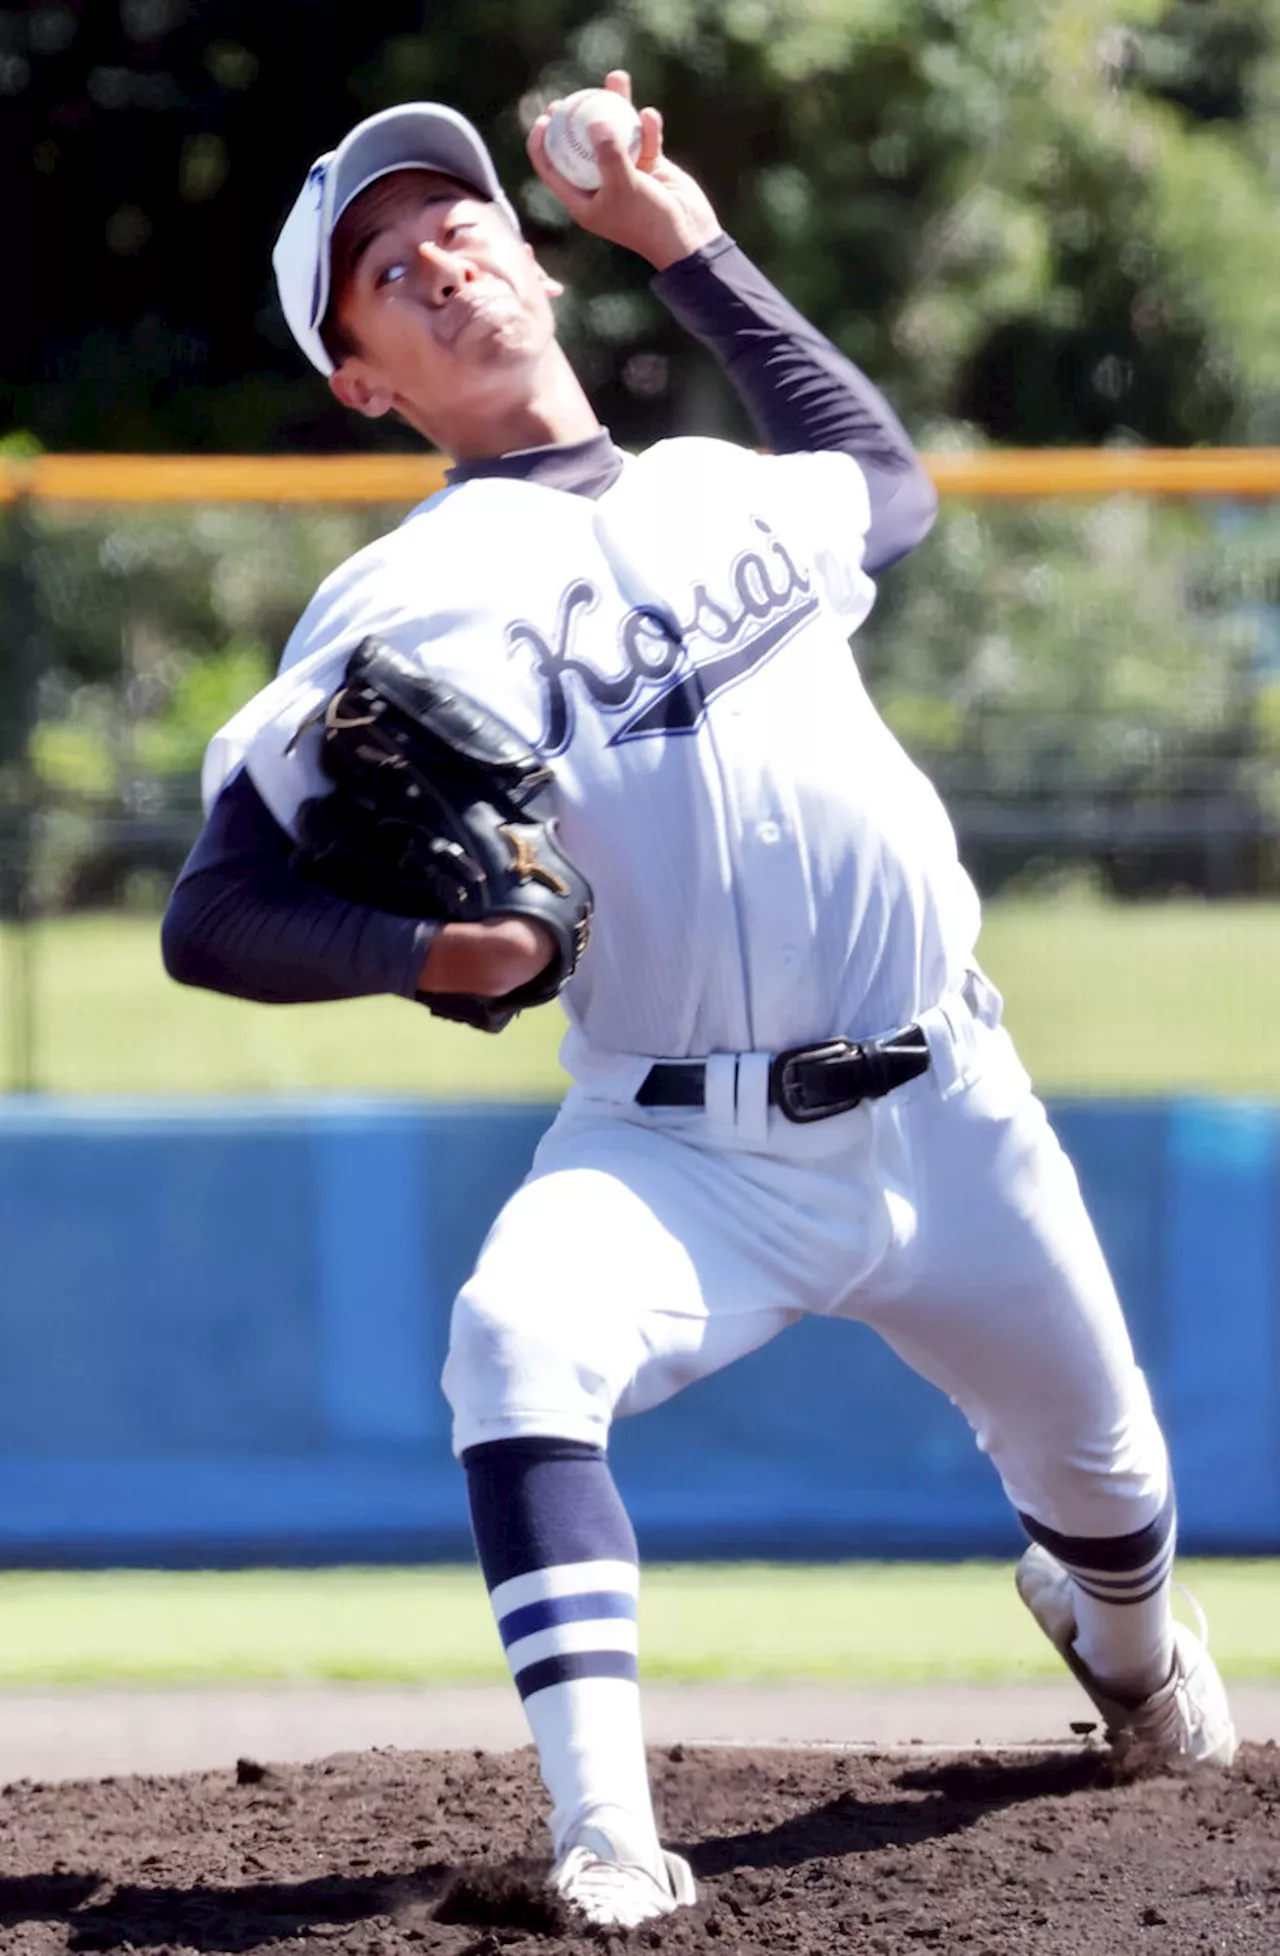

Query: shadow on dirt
[0,1866,449,1953]
[688,1747,1114,1877]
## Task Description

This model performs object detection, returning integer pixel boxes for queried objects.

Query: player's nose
[416,239,473,304]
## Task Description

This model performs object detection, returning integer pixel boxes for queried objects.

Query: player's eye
[375,260,408,289]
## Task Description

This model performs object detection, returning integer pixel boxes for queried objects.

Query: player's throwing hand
[528,69,721,270]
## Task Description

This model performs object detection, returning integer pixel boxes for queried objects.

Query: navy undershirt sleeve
[651,233,937,571]
[161,768,434,1005]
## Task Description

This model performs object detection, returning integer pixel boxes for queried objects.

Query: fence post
[0,497,41,1095]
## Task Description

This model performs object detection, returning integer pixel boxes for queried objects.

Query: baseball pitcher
[163,73,1235,1929]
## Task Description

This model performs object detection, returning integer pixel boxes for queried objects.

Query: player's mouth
[437,283,524,350]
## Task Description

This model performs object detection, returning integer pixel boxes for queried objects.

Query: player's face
[326,169,561,438]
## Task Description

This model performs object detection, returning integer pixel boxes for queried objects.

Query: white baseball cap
[272,103,522,375]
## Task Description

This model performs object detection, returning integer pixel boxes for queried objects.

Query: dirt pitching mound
[0,1740,1275,1953]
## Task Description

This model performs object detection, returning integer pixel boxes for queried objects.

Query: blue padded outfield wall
[0,1095,1276,1563]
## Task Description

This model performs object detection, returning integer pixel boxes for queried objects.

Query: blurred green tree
[5,2,1280,903]
[2,0,1278,451]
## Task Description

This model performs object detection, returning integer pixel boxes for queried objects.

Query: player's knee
[1007,1394,1172,1542]
[442,1288,614,1455]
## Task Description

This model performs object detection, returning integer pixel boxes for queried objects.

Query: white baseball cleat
[1016,1543,1237,1766]
[550,1807,697,1928]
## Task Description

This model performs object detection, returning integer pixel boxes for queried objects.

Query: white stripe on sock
[490,1558,639,1617]
[506,1617,640,1674]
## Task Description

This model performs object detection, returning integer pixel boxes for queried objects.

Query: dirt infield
[0,1739,1276,1954]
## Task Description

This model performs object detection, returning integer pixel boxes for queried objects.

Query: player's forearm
[163,871,434,1005]
[161,770,432,1005]
[652,236,937,569]
[162,773,557,1009]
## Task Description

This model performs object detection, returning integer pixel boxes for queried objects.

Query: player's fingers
[604,69,633,102]
[525,100,565,161]
[637,106,663,172]
[590,117,641,193]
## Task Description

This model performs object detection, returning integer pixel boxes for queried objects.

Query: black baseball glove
[290,637,592,1033]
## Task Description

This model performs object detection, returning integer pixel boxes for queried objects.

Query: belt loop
[703,1053,738,1134]
[920,974,987,1099]
[736,1053,771,1144]
[917,1001,958,1097]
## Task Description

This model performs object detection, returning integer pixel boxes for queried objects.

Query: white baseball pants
[443,974,1169,1542]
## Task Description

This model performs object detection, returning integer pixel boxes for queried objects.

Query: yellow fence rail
[5,448,1280,504]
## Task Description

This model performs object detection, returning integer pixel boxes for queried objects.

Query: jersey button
[756,820,781,844]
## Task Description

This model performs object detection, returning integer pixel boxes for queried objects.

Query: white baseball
[544,88,642,191]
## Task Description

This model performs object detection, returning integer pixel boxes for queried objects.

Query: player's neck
[403,348,601,464]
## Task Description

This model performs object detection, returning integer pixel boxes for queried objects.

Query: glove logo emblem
[500,824,571,897]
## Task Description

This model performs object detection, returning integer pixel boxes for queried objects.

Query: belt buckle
[769,1039,863,1124]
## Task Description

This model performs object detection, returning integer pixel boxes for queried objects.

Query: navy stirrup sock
[461,1436,655,1853]
[464,1436,637,1586]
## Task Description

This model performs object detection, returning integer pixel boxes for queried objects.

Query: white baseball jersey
[203,435,981,1069]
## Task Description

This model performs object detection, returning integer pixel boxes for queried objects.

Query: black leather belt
[635,1028,930,1125]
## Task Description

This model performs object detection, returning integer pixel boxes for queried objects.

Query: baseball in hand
[544,88,642,190]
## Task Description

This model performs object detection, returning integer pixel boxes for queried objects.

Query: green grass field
[4,894,1280,1097]
[0,1562,1274,1687]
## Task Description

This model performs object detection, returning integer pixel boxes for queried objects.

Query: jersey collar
[445,430,625,500]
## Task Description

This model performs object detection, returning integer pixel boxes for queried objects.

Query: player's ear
[529,247,565,301]
[329,363,395,420]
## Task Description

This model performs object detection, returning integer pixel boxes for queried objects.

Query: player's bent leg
[855,1023,1235,1763]
[461,1436,695,1924]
